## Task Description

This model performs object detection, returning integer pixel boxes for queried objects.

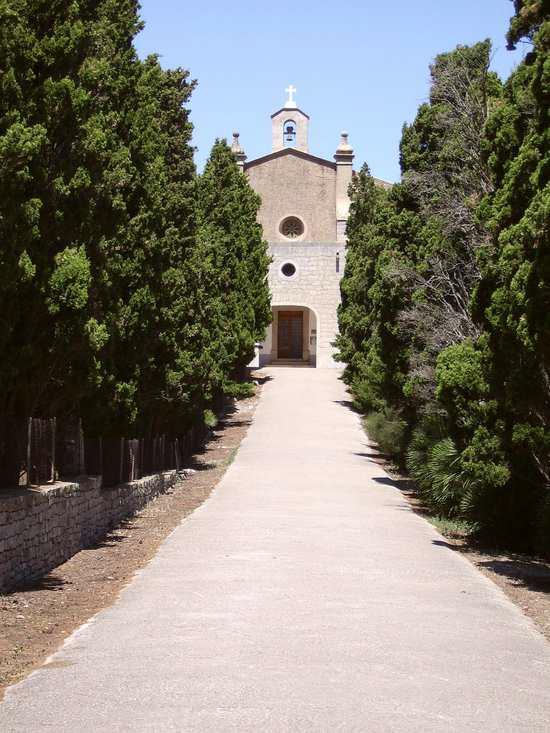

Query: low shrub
[203,409,218,429]
[406,418,485,521]
[223,381,256,399]
[429,514,476,539]
[363,408,408,458]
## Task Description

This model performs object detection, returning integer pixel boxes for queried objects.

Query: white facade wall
[260,243,345,369]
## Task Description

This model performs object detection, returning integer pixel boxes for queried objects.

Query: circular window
[281,262,296,277]
[280,216,304,239]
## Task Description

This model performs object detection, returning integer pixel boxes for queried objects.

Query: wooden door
[277,311,303,359]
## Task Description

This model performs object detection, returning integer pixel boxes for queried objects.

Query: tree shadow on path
[477,558,550,594]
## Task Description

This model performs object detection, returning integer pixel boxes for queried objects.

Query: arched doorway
[259,305,319,367]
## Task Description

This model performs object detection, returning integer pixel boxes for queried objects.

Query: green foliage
[470,9,550,552]
[339,21,550,555]
[335,165,419,420]
[406,418,465,516]
[435,339,493,434]
[223,381,256,399]
[506,0,546,49]
[414,438,464,515]
[0,2,271,468]
[47,247,91,315]
[363,409,408,458]
[194,139,271,395]
[428,515,476,540]
[17,250,36,282]
[203,410,218,429]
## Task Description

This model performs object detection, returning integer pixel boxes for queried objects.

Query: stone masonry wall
[0,471,178,593]
[246,153,336,243]
[264,242,346,368]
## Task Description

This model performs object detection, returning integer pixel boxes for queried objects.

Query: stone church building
[232,87,384,368]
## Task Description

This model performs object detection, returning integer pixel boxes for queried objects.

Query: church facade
[232,88,354,368]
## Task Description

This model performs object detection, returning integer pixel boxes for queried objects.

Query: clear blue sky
[134,0,525,182]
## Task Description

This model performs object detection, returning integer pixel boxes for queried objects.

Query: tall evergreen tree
[337,16,550,552]
[0,0,114,473]
[0,1,197,454]
[195,139,271,395]
[338,41,498,430]
[80,50,197,436]
[470,5,550,546]
[336,40,518,538]
[336,165,420,423]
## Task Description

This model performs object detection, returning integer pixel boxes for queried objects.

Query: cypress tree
[195,139,271,395]
[336,41,513,527]
[80,49,197,436]
[0,1,198,456]
[0,0,111,476]
[471,7,550,548]
[337,19,550,551]
[338,41,498,446]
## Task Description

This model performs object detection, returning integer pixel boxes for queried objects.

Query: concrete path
[1,368,550,732]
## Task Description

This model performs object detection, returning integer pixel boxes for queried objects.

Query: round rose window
[280,216,304,239]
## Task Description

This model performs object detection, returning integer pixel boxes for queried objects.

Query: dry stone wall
[0,471,178,593]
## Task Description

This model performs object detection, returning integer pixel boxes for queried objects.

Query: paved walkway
[1,368,550,732]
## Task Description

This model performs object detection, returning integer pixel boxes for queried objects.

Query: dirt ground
[459,546,550,641]
[0,388,261,701]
